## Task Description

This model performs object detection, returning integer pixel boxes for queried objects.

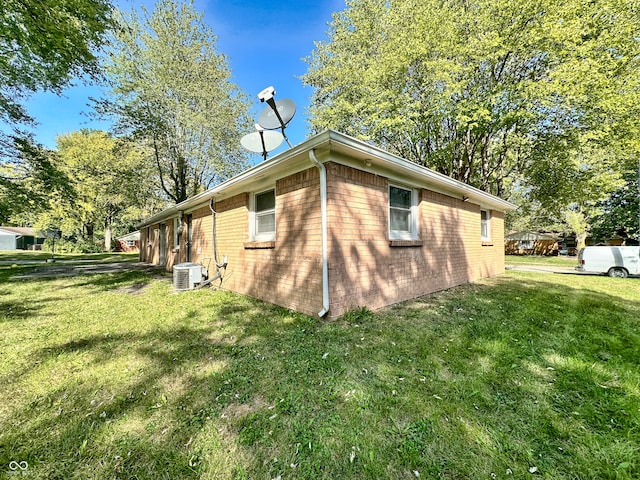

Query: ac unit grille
[173,262,202,291]
[174,268,191,290]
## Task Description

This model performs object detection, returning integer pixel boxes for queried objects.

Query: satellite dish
[258,99,296,130]
[256,86,296,147]
[240,127,283,161]
[240,86,296,158]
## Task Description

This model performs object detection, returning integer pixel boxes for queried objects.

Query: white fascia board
[136,129,515,228]
[136,131,336,228]
[323,130,517,211]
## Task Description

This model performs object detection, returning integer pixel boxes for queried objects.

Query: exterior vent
[173,262,204,291]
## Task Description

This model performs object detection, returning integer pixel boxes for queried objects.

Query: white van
[577,246,640,278]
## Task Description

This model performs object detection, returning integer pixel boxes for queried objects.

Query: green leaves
[0,0,114,125]
[0,0,115,222]
[31,130,155,249]
[303,0,640,216]
[99,0,252,203]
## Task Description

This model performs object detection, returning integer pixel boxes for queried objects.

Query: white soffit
[137,129,515,228]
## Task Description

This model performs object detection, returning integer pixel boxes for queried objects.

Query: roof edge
[136,129,515,228]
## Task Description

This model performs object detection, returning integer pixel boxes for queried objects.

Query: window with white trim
[173,217,181,249]
[518,239,533,250]
[251,188,276,241]
[481,209,491,241]
[389,185,418,240]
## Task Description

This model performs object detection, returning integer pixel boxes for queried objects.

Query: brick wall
[138,162,506,319]
[210,168,324,317]
[187,205,214,267]
[114,240,139,253]
[325,163,505,317]
[140,219,179,268]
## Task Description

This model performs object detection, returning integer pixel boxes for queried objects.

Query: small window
[126,240,135,247]
[252,189,276,241]
[389,185,418,240]
[518,239,533,250]
[481,210,491,241]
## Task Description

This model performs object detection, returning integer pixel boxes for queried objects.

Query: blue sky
[19,0,345,160]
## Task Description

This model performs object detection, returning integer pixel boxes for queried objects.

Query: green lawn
[0,264,638,479]
[506,254,579,267]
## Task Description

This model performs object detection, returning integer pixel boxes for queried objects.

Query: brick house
[137,130,515,319]
[115,231,140,253]
[505,231,558,256]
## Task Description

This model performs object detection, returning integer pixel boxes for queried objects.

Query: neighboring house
[505,231,558,256]
[586,235,626,246]
[115,231,140,253]
[0,226,45,251]
[137,130,515,319]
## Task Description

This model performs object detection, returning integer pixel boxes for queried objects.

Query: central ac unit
[173,262,204,290]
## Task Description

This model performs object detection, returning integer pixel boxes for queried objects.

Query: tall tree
[0,0,115,221]
[38,130,155,250]
[589,169,640,243]
[97,0,252,204]
[303,0,640,205]
[0,136,73,224]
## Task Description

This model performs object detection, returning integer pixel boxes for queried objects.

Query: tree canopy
[0,0,115,225]
[97,0,253,204]
[303,0,640,234]
[0,136,73,225]
[0,0,114,126]
[32,130,156,250]
[589,168,640,243]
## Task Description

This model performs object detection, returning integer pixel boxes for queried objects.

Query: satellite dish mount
[240,85,296,161]
[240,124,283,161]
[257,86,295,147]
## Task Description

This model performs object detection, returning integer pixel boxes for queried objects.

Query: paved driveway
[9,262,163,280]
[505,264,582,275]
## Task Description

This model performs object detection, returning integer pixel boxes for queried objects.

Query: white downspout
[309,149,329,317]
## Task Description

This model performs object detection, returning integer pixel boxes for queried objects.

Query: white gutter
[137,130,515,229]
[309,149,330,318]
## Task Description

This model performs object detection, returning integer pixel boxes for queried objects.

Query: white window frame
[518,239,534,250]
[389,184,419,240]
[250,188,276,241]
[173,217,181,249]
[481,209,491,241]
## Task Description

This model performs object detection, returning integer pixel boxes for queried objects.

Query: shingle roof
[0,226,40,237]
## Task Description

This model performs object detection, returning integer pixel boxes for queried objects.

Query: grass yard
[505,255,579,267]
[0,265,638,479]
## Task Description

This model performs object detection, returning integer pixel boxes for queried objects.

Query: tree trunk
[85,222,94,241]
[576,231,588,251]
[104,216,112,251]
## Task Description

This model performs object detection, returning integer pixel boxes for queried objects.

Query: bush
[42,238,104,254]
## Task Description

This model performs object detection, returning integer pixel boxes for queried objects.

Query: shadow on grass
[0,267,62,322]
[1,274,639,479]
[68,270,160,292]
[0,298,47,322]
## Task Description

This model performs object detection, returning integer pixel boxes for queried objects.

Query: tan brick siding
[325,163,505,317]
[187,205,213,267]
[198,171,322,317]
[139,162,506,319]
[140,220,179,268]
